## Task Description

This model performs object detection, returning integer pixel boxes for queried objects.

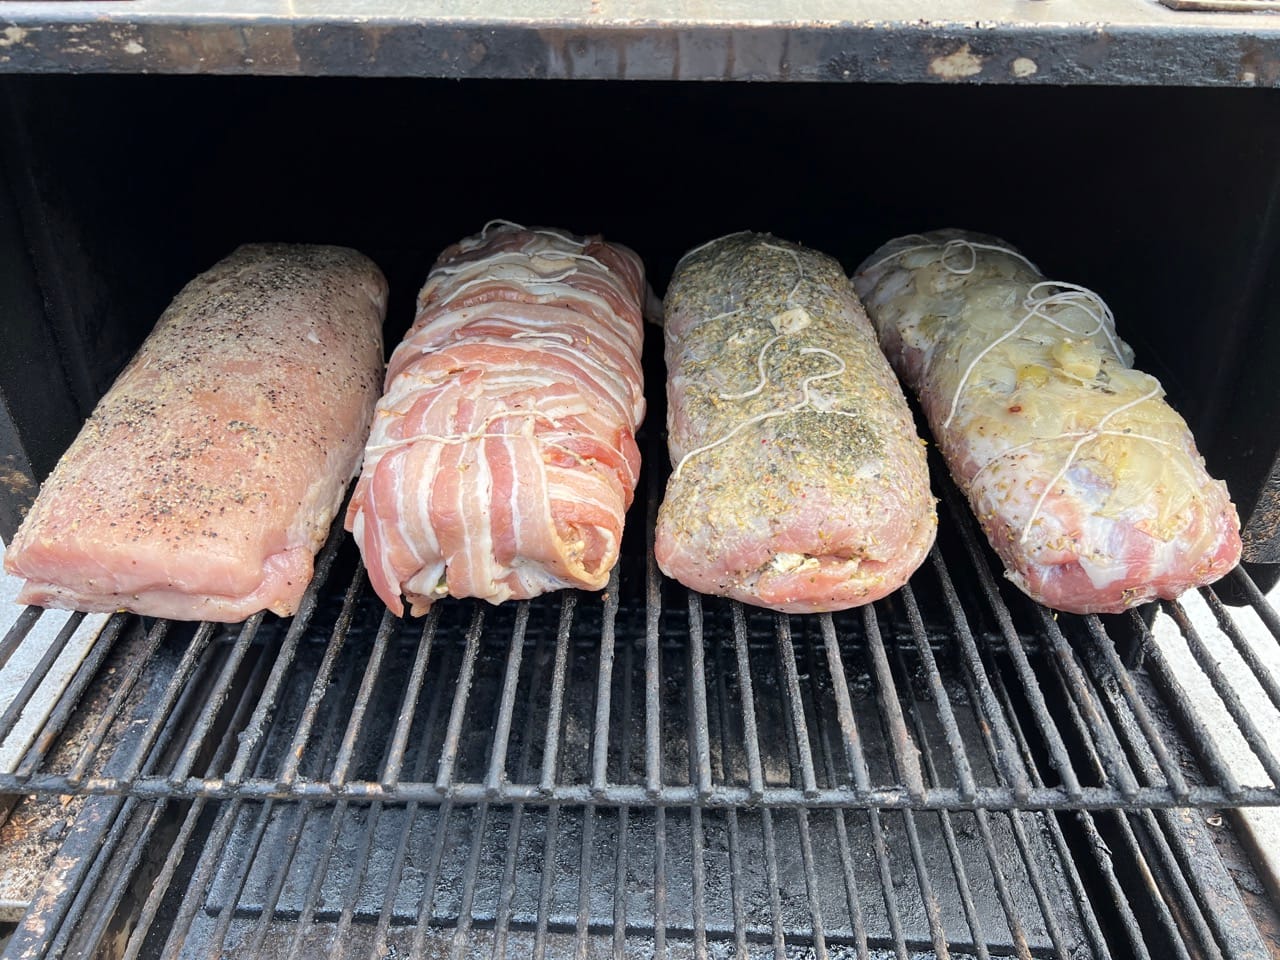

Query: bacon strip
[346,223,646,616]
[854,229,1241,614]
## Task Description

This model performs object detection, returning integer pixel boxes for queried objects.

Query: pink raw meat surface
[4,244,388,621]
[345,222,646,616]
[655,233,937,613]
[854,229,1241,614]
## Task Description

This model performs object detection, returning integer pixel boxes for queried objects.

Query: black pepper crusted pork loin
[5,244,387,622]
[655,232,937,612]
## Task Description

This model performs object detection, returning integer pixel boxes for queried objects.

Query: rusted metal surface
[0,616,147,927]
[1164,0,1280,10]
[1244,464,1280,564]
[0,0,1279,84]
[0,795,84,923]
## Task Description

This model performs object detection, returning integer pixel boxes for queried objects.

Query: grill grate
[2,485,1278,812]
[0,441,1278,958]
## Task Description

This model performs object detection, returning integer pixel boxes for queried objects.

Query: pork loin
[656,233,937,613]
[4,244,388,622]
[345,222,646,616]
[853,229,1241,614]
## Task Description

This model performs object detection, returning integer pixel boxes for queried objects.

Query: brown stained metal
[160,24,303,74]
[1223,811,1280,954]
[0,13,1277,85]
[0,455,35,542]
[0,459,35,509]
[1238,38,1280,86]
[1244,468,1280,564]
[1166,806,1280,957]
[1164,0,1280,9]
[0,614,150,927]
[0,795,85,921]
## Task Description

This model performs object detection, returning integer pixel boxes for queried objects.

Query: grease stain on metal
[0,465,35,504]
[0,25,29,47]
[1011,56,1038,77]
[1238,39,1280,85]
[929,43,984,79]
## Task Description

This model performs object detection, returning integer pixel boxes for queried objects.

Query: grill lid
[1,0,1280,86]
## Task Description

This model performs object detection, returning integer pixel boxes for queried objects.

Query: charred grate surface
[1,474,1278,812]
[0,439,1278,957]
[12,708,1270,959]
[185,803,1081,958]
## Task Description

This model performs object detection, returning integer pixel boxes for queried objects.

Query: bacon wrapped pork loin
[346,223,646,616]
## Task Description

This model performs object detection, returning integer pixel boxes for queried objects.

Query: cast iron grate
[45,799,1248,959]
[0,450,1277,957]
[1,474,1277,812]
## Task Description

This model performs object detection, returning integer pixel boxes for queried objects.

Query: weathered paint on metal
[1243,463,1280,563]
[0,5,1279,85]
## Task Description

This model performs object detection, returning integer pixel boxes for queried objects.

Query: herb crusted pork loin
[853,230,1241,614]
[656,233,937,613]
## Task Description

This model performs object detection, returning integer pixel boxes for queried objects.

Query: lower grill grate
[129,804,1138,957]
[0,443,1278,958]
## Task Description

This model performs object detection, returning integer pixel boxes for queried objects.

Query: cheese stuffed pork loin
[853,230,1241,614]
[656,233,937,613]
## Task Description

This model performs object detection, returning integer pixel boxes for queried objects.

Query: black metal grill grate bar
[12,611,128,781]
[1,485,1279,817]
[1,442,1278,958]
[1080,613,1190,798]
[890,636,1003,960]
[0,609,83,746]
[1201,584,1280,715]
[1166,597,1280,785]
[52,800,1263,959]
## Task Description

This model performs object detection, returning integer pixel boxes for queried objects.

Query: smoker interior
[5,76,1280,540]
[2,75,1280,959]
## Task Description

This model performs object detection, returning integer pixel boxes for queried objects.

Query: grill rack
[0,452,1278,958]
[2,478,1278,812]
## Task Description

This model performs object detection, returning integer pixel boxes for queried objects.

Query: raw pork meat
[346,222,646,616]
[5,244,387,622]
[854,229,1241,614]
[656,233,936,613]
